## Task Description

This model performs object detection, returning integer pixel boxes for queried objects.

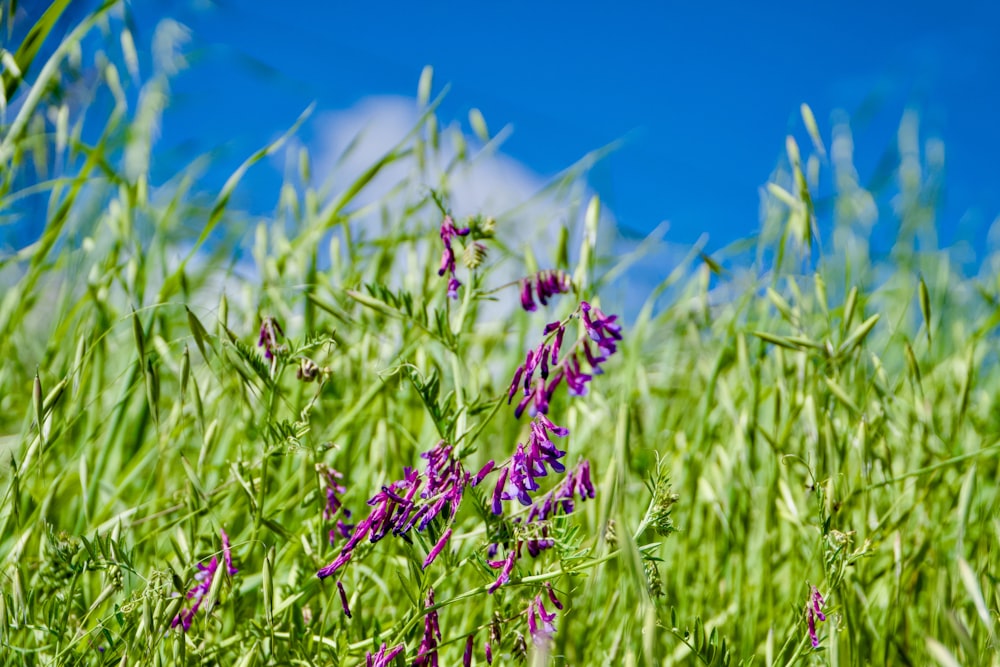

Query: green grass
[1,4,999,666]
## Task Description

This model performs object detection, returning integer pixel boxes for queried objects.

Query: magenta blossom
[487,542,521,593]
[317,442,471,581]
[171,529,237,632]
[518,270,573,312]
[257,316,285,360]
[508,301,622,419]
[806,585,827,647]
[320,466,355,546]
[527,592,560,647]
[492,415,570,513]
[366,643,405,667]
[526,460,596,522]
[437,215,470,300]
[413,589,441,667]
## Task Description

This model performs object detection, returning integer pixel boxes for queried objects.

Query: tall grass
[1,4,998,667]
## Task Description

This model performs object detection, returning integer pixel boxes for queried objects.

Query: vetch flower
[523,524,555,557]
[336,579,352,618]
[472,460,496,487]
[319,465,355,545]
[171,530,237,632]
[487,542,521,593]
[220,528,238,576]
[437,215,470,300]
[526,594,559,647]
[487,461,596,558]
[518,270,573,312]
[366,643,405,667]
[423,528,452,569]
[322,467,346,519]
[580,301,622,353]
[485,613,502,664]
[545,582,564,610]
[508,301,623,418]
[447,276,461,300]
[463,635,474,667]
[317,442,472,580]
[413,589,441,667]
[257,316,285,360]
[492,415,570,514]
[806,585,827,647]
[525,460,596,523]
[316,550,353,579]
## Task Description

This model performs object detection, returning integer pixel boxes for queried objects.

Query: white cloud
[309,95,592,249]
[302,95,688,322]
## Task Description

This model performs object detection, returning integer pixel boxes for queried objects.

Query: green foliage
[2,4,1000,667]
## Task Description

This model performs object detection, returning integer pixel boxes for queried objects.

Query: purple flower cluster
[321,466,355,545]
[413,588,441,667]
[317,442,472,580]
[526,586,563,647]
[257,316,285,360]
[806,585,827,647]
[526,461,595,523]
[491,415,569,514]
[366,642,405,667]
[488,460,596,559]
[437,215,470,299]
[519,270,573,312]
[508,301,623,419]
[171,529,238,632]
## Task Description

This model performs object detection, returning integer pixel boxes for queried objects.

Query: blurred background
[4,0,999,264]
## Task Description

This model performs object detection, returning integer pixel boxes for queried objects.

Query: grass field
[1,4,999,666]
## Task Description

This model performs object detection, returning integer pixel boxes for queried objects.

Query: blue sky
[12,0,1000,255]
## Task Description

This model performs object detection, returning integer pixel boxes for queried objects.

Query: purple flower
[472,460,496,487]
[508,301,622,418]
[318,443,472,580]
[413,589,441,667]
[257,316,285,360]
[367,643,405,667]
[329,518,354,546]
[317,550,353,580]
[526,460,596,523]
[171,530,237,632]
[518,270,573,312]
[581,301,622,349]
[545,582,564,610]
[221,528,238,576]
[322,468,346,519]
[423,528,452,569]
[337,580,352,618]
[491,466,509,515]
[487,543,520,593]
[320,466,356,546]
[486,461,596,559]
[806,585,827,647]
[492,415,570,514]
[524,524,555,557]
[463,635,474,667]
[527,595,558,647]
[437,215,470,300]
